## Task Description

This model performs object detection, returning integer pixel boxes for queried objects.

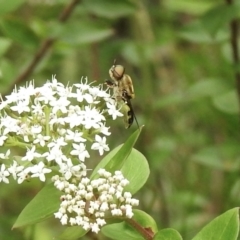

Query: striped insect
[106,61,139,129]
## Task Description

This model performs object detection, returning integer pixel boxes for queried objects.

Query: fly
[106,60,139,129]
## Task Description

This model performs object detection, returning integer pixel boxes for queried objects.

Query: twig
[3,0,81,98]
[226,0,240,108]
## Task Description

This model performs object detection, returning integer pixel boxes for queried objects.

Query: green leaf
[58,226,88,240]
[102,221,144,240]
[0,38,12,57]
[91,126,143,177]
[83,0,136,19]
[153,228,183,240]
[192,208,239,240]
[102,210,158,240]
[0,0,26,16]
[91,127,148,194]
[131,210,158,233]
[212,90,239,114]
[120,148,149,194]
[191,144,240,171]
[200,3,240,37]
[186,79,228,101]
[163,0,213,15]
[58,21,113,45]
[179,20,228,43]
[13,183,62,228]
[0,18,39,48]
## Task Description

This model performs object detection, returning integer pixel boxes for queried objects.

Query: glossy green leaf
[91,126,143,177]
[153,228,182,240]
[212,90,239,114]
[83,0,136,19]
[0,18,39,48]
[91,128,148,194]
[58,226,88,240]
[102,221,144,240]
[0,0,25,16]
[102,210,158,240]
[13,183,62,228]
[120,148,149,194]
[131,209,158,233]
[192,208,239,240]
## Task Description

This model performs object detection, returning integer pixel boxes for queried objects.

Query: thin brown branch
[3,0,81,98]
[226,0,240,108]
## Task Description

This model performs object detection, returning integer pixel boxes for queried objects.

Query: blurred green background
[1,0,240,239]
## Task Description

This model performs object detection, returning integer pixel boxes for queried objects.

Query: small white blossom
[33,134,50,147]
[31,125,42,134]
[0,135,7,146]
[0,149,10,159]
[0,164,10,183]
[91,135,109,156]
[8,161,24,180]
[10,100,30,114]
[22,146,41,161]
[70,143,90,162]
[65,130,86,142]
[31,161,52,182]
[106,102,123,120]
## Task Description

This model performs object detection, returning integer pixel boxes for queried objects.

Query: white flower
[76,88,93,103]
[70,143,90,162]
[65,130,86,142]
[106,102,123,120]
[22,146,42,161]
[98,123,111,136]
[0,135,7,146]
[91,135,109,156]
[59,159,81,180]
[8,160,24,180]
[17,167,31,184]
[96,218,106,226]
[43,147,67,164]
[1,115,20,135]
[50,97,70,114]
[10,99,30,114]
[31,101,44,115]
[30,161,52,182]
[83,106,105,129]
[0,149,10,159]
[47,137,67,148]
[33,134,50,147]
[31,125,42,134]
[91,223,100,233]
[0,164,10,183]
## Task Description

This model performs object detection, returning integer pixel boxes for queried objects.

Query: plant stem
[226,0,240,110]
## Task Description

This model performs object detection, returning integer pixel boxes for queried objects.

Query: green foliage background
[0,0,240,239]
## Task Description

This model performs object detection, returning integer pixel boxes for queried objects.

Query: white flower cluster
[52,169,139,233]
[0,76,123,184]
[0,76,139,233]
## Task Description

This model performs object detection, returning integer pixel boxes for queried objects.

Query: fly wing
[118,74,135,99]
[122,90,139,129]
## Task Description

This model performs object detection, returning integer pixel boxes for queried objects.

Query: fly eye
[112,65,125,80]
